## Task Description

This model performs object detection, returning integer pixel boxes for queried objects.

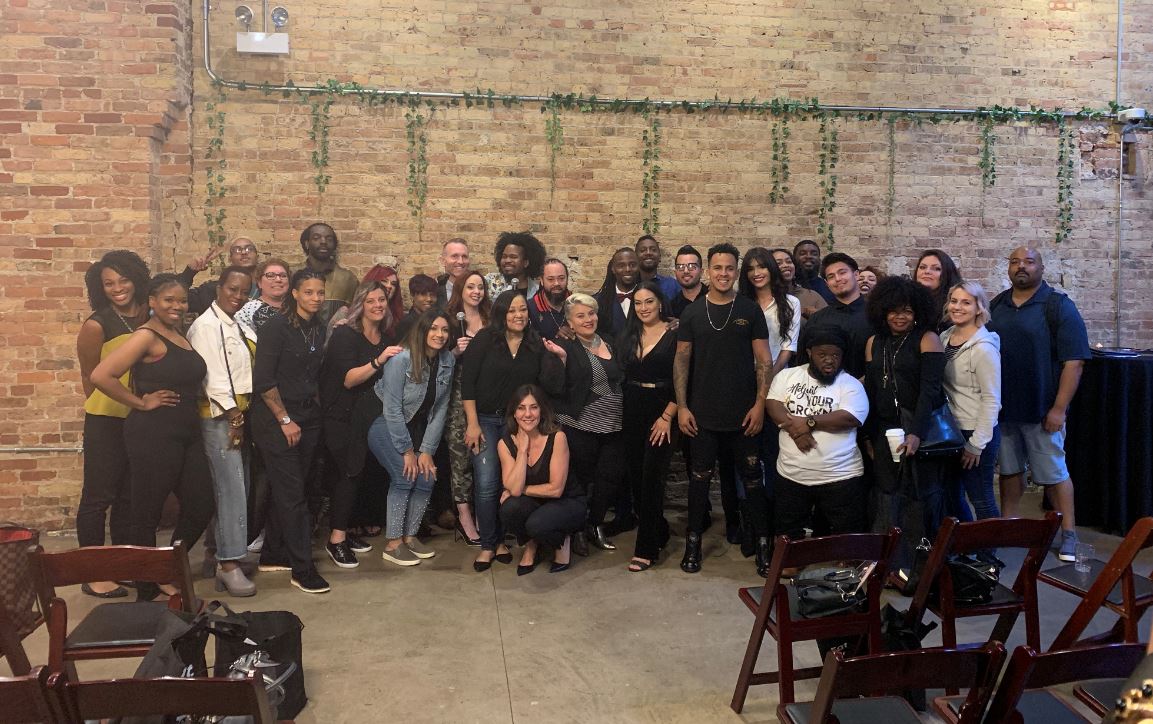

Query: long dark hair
[915,249,962,321]
[596,247,636,301]
[739,247,794,345]
[445,269,492,333]
[504,383,559,437]
[619,281,670,368]
[85,250,151,311]
[280,268,326,327]
[402,308,450,384]
[485,289,543,354]
[865,275,938,337]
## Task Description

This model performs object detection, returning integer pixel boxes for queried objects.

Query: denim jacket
[375,348,455,455]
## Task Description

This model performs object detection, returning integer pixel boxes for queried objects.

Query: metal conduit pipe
[0,447,84,453]
[1114,0,1125,346]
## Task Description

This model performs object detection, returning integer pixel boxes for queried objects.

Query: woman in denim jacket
[368,309,455,567]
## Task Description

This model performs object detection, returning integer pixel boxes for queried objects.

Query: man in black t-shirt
[794,252,872,378]
[669,244,708,318]
[675,243,774,577]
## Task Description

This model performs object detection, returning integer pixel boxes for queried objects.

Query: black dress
[498,432,587,549]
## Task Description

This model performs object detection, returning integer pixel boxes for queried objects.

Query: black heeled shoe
[517,562,537,576]
[494,550,513,565]
[454,520,481,547]
[81,582,128,599]
[755,536,772,578]
[680,532,702,574]
[588,525,616,551]
[571,530,589,557]
[549,561,570,573]
[473,553,494,572]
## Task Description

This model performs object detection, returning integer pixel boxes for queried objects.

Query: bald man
[987,246,1090,562]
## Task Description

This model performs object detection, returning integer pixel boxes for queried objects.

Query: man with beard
[669,245,707,318]
[795,252,872,379]
[528,258,574,340]
[635,235,681,302]
[766,326,870,539]
[180,236,261,314]
[594,248,641,337]
[793,239,836,305]
[437,238,471,305]
[484,231,545,301]
[299,222,358,326]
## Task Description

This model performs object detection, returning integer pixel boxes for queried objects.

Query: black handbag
[213,610,307,719]
[941,554,1002,606]
[917,403,964,457]
[794,563,875,619]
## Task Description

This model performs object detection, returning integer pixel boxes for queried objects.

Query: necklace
[705,296,735,332]
[881,333,910,390]
[300,323,319,353]
[113,305,141,333]
[579,333,602,350]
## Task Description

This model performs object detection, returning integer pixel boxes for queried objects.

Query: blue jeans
[200,417,250,561]
[367,418,436,539]
[949,426,1002,523]
[470,413,508,550]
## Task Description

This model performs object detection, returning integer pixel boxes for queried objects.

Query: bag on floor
[0,522,41,638]
[879,603,938,711]
[213,610,307,719]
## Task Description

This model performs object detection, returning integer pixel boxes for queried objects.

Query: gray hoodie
[940,324,1001,455]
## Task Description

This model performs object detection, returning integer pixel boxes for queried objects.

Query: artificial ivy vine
[405,106,430,241]
[1055,120,1077,243]
[202,80,228,248]
[978,116,997,191]
[816,115,839,250]
[543,100,564,206]
[641,110,662,235]
[305,91,334,198]
[885,117,897,228]
[769,117,791,204]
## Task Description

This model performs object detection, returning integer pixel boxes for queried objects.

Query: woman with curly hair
[914,249,962,332]
[76,250,151,597]
[483,231,547,301]
[863,275,948,575]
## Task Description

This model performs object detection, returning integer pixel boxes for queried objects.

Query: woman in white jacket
[939,281,1002,524]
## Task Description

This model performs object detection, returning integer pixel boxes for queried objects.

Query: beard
[808,365,840,385]
[546,289,567,307]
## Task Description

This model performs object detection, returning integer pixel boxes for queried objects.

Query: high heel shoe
[454,520,481,547]
[215,565,257,597]
[549,561,570,573]
[473,554,493,572]
[494,549,513,565]
[571,530,589,557]
[517,562,537,576]
[588,525,616,551]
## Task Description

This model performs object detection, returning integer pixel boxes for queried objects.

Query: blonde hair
[564,292,599,320]
[949,281,991,327]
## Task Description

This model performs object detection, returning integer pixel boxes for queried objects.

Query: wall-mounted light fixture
[236,2,290,55]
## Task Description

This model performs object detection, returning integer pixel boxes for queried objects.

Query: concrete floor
[10,489,1147,723]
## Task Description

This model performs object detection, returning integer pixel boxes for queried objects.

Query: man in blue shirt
[987,246,1091,562]
[635,235,681,302]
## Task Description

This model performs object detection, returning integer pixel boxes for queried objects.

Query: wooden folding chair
[980,642,1146,723]
[730,528,901,712]
[0,604,36,676]
[906,512,1060,659]
[53,672,274,723]
[1044,517,1153,651]
[777,641,1005,724]
[27,542,197,676]
[0,666,63,724]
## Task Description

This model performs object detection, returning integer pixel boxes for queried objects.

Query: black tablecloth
[1068,354,1153,534]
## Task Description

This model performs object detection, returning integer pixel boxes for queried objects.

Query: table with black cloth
[1068,352,1153,535]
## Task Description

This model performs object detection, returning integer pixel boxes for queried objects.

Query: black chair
[778,642,1005,724]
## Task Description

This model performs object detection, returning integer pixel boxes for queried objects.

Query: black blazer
[554,334,622,419]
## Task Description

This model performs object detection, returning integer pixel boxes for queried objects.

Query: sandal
[628,558,653,572]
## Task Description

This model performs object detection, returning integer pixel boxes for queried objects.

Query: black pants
[775,475,867,540]
[77,414,133,548]
[500,495,587,549]
[624,422,674,560]
[251,401,321,578]
[247,433,269,545]
[688,428,767,537]
[564,427,626,527]
[123,409,215,551]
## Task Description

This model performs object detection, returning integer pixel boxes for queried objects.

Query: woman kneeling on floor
[498,385,584,575]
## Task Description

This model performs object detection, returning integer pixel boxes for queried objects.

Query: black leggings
[500,495,587,550]
[563,427,626,527]
[76,414,133,548]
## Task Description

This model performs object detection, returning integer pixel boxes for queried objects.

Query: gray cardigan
[940,324,1001,455]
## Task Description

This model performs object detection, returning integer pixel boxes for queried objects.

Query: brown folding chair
[27,542,197,676]
[778,642,1005,724]
[980,642,1146,723]
[1044,517,1153,651]
[906,512,1061,659]
[0,604,36,676]
[730,528,901,711]
[53,672,274,723]
[0,666,63,723]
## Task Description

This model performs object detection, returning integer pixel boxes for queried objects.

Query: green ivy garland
[405,105,430,241]
[543,100,564,205]
[641,110,662,235]
[816,115,839,250]
[769,117,791,204]
[978,116,997,191]
[304,90,335,198]
[202,81,228,249]
[885,117,897,228]
[1055,120,1077,243]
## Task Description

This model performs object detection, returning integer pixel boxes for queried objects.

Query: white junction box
[236,32,289,55]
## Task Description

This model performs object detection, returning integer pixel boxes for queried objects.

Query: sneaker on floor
[346,535,372,554]
[382,545,421,566]
[246,531,265,554]
[291,569,331,594]
[1058,529,1078,563]
[406,538,436,559]
[257,556,292,572]
[326,541,359,569]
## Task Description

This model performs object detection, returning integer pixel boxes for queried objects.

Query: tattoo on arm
[673,342,691,407]
[755,360,771,401]
[261,388,288,420]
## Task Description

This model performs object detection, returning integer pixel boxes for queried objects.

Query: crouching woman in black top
[498,385,583,574]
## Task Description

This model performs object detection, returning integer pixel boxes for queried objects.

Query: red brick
[54,123,94,134]
[29,186,69,196]
[82,112,121,123]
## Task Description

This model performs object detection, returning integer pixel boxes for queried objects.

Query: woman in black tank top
[497,385,586,574]
[91,274,215,600]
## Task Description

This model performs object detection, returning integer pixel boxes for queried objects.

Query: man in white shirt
[766,326,870,540]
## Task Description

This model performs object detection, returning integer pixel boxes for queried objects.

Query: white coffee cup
[884,428,905,463]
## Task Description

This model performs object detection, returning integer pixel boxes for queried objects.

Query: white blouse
[762,294,802,362]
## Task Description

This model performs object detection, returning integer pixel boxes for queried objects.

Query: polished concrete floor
[12,489,1147,723]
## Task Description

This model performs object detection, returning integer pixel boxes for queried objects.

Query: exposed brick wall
[2,0,1152,528]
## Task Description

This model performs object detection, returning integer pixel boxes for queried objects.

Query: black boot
[681,532,702,573]
[739,512,755,558]
[755,536,772,578]
[571,529,589,557]
[588,525,616,551]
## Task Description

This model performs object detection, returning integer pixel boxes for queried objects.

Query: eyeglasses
[262,272,288,280]
[231,245,256,254]
[674,263,701,271]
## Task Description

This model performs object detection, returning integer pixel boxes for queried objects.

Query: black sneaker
[346,535,372,553]
[291,569,331,594]
[326,541,359,569]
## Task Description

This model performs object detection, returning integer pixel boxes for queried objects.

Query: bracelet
[660,414,672,422]
[370,357,381,370]
[229,418,244,429]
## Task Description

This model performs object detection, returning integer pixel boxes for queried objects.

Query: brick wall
[2,0,1152,528]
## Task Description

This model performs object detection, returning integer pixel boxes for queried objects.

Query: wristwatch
[805,415,817,430]
[279,415,292,426]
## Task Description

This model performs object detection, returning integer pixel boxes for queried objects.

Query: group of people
[74,225,1091,597]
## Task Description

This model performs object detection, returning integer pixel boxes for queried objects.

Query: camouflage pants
[447,371,474,504]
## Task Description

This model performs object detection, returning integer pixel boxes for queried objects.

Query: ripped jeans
[687,428,768,537]
[201,416,250,562]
